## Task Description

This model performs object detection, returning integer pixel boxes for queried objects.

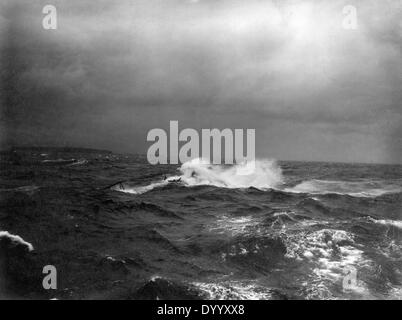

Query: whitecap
[208,215,259,236]
[192,281,274,300]
[372,219,402,230]
[113,157,283,196]
[285,179,401,198]
[0,231,34,251]
[179,158,283,189]
[112,180,169,195]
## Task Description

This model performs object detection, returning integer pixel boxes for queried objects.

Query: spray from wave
[113,158,283,195]
[113,160,401,199]
[178,158,283,189]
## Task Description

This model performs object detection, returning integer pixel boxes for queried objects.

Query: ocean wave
[67,159,88,166]
[42,158,75,164]
[368,217,402,230]
[285,179,401,197]
[192,281,281,300]
[0,231,34,251]
[42,158,88,166]
[283,228,374,298]
[209,216,260,237]
[0,185,39,194]
[178,158,283,189]
[111,180,169,195]
[113,160,401,200]
[113,158,283,195]
[133,277,203,300]
[284,229,356,260]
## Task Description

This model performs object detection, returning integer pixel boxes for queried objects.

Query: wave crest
[178,158,283,189]
[285,179,401,197]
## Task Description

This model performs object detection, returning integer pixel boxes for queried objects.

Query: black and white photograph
[0,0,401,303]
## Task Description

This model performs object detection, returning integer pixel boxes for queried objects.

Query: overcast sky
[1,0,401,163]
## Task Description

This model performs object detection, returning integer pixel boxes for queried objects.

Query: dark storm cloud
[0,0,401,163]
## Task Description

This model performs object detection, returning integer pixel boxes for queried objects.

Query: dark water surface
[0,148,401,299]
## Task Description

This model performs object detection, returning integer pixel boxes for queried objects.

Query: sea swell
[1,149,401,299]
[113,159,402,200]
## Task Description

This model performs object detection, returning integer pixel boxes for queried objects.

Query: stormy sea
[0,147,401,300]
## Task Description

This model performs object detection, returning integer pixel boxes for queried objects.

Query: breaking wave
[285,179,402,197]
[0,231,34,251]
[368,217,402,230]
[178,158,283,189]
[111,180,169,195]
[114,158,283,195]
[113,159,400,200]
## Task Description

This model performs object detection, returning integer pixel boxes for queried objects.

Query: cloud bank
[1,0,401,163]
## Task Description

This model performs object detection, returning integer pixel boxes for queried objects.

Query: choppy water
[0,148,401,300]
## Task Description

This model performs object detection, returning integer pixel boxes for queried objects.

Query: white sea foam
[67,159,88,166]
[284,229,372,296]
[208,215,259,236]
[285,179,401,197]
[192,281,273,300]
[115,160,400,200]
[178,158,283,189]
[372,219,402,230]
[42,158,73,163]
[115,158,283,195]
[0,231,34,251]
[112,180,169,195]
